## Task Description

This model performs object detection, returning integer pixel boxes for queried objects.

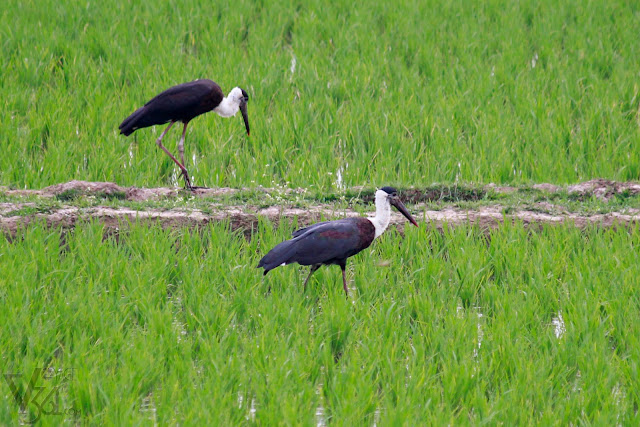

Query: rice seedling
[1,221,639,424]
[1,0,639,190]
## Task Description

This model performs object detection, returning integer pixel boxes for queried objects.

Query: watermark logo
[3,367,79,424]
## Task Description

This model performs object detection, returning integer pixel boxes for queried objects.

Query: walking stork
[119,79,250,189]
[258,187,418,296]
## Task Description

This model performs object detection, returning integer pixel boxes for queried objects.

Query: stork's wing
[143,80,224,123]
[292,221,331,237]
[289,219,371,265]
[258,218,375,272]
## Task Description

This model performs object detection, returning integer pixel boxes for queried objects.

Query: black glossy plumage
[259,187,419,296]
[119,79,224,136]
[380,186,397,195]
[258,218,376,295]
[118,79,250,190]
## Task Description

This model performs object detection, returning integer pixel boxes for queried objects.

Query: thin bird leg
[155,121,192,189]
[340,262,349,297]
[178,121,189,169]
[303,264,321,291]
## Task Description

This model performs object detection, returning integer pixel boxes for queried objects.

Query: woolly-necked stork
[258,187,418,296]
[119,79,250,189]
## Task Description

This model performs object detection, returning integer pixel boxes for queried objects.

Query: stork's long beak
[390,198,419,227]
[239,98,250,136]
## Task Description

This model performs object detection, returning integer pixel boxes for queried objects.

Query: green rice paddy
[2,0,640,424]
[2,0,640,189]
[1,222,640,424]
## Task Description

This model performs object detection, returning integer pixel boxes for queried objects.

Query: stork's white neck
[368,190,391,238]
[213,96,240,118]
[213,87,243,118]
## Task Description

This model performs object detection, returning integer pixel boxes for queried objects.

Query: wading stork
[119,79,250,189]
[258,187,418,296]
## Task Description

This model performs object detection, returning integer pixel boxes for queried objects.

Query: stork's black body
[119,79,250,189]
[119,80,225,135]
[258,187,419,296]
[258,218,375,295]
[261,217,374,265]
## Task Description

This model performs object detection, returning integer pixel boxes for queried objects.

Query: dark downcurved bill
[239,100,250,136]
[390,199,419,227]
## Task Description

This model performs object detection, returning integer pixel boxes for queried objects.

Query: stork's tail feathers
[257,239,297,274]
[118,106,147,136]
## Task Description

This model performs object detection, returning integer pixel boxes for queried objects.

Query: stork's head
[226,87,250,136]
[377,187,419,227]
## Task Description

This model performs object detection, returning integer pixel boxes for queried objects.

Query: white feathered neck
[367,189,391,238]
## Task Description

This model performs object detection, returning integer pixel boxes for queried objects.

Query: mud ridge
[1,204,639,238]
[1,180,639,236]
[2,178,640,202]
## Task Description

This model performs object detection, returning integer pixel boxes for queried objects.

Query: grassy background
[2,0,640,189]
[3,0,640,424]
[1,221,639,424]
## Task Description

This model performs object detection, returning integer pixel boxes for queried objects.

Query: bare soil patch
[4,178,640,202]
[1,180,639,237]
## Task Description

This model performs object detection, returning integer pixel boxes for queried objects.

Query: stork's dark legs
[303,264,321,291]
[340,262,349,297]
[302,263,349,296]
[178,122,189,169]
[155,121,193,189]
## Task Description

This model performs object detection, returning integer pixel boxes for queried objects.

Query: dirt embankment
[1,180,639,237]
